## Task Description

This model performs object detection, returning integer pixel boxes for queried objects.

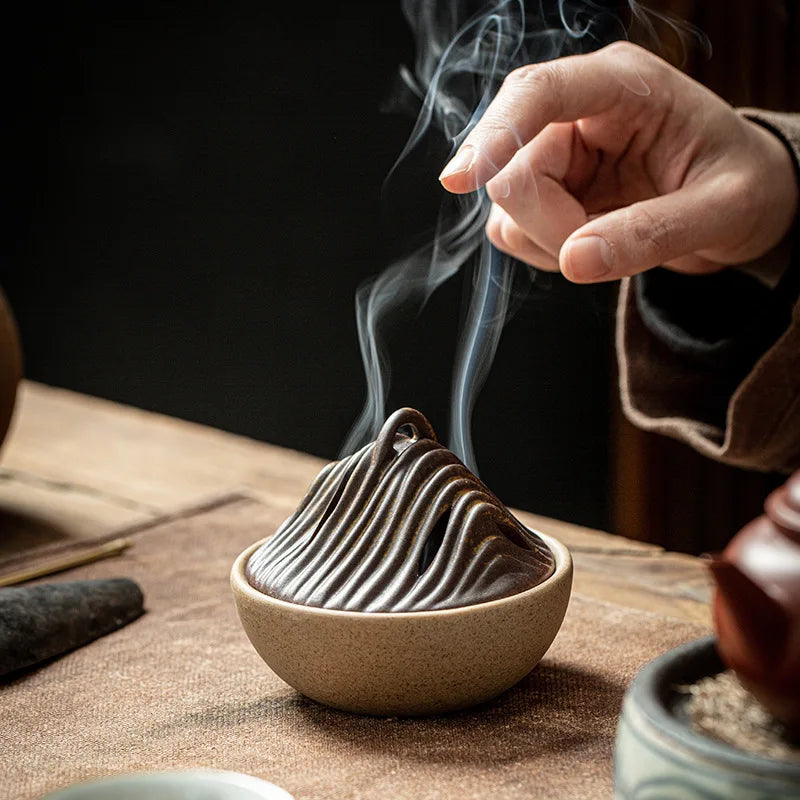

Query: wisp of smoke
[341,0,706,474]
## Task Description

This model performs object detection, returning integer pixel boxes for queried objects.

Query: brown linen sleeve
[616,110,800,474]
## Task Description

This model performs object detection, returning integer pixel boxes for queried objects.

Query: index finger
[438,42,649,194]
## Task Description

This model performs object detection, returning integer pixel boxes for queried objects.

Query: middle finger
[486,123,588,258]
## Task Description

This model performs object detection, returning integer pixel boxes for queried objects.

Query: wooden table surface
[0,380,712,628]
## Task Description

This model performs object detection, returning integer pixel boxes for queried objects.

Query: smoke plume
[341,0,704,474]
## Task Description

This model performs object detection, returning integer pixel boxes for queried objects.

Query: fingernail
[439,146,475,181]
[563,236,615,281]
[489,175,511,199]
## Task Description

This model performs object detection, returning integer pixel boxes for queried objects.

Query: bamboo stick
[0,538,132,587]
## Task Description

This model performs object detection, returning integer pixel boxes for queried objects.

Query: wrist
[741,116,799,263]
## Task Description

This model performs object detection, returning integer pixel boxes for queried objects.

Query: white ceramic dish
[38,770,294,800]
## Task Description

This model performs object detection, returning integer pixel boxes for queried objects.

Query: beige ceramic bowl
[231,530,572,716]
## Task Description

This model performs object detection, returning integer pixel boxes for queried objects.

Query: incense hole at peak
[398,423,419,441]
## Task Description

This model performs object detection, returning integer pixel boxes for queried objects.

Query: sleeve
[616,110,800,474]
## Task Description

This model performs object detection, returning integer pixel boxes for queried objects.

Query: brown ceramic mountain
[709,469,800,732]
[246,407,555,612]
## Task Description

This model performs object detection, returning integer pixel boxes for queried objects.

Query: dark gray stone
[0,578,144,677]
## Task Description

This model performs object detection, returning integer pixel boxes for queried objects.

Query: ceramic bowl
[614,636,800,800]
[39,770,294,799]
[231,530,572,716]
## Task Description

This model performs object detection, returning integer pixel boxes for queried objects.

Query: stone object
[0,577,144,677]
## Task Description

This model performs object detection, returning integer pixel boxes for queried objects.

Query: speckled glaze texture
[245,408,554,612]
[231,532,572,716]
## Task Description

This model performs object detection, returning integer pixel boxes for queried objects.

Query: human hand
[438,42,798,283]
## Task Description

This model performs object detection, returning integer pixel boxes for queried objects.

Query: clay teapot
[709,469,800,732]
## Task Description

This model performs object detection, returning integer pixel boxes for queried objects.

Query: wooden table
[0,380,712,627]
[1,381,718,800]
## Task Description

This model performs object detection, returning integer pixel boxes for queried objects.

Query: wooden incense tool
[0,538,132,588]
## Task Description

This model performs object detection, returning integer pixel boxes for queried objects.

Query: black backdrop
[5,1,615,528]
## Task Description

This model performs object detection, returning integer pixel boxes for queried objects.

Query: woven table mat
[2,496,709,800]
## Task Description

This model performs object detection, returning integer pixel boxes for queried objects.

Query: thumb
[559,182,736,283]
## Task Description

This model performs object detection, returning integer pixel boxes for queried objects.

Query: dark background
[4,1,615,529]
[6,1,797,548]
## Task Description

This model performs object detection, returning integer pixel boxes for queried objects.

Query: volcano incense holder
[232,408,572,715]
